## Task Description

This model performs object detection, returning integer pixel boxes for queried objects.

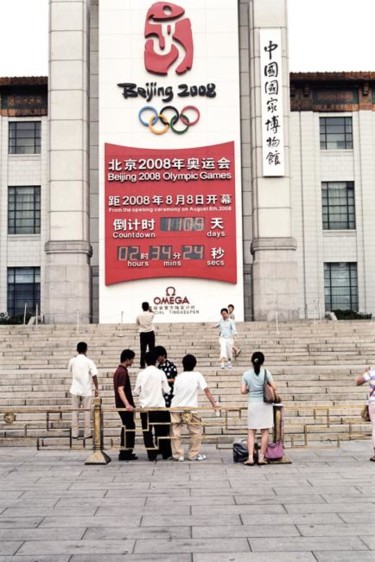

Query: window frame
[7,267,41,317]
[8,121,41,155]
[324,262,358,312]
[322,181,355,230]
[8,186,41,235]
[320,116,353,150]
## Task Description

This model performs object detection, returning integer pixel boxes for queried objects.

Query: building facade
[0,1,374,323]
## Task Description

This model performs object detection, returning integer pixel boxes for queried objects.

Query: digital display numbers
[117,245,205,261]
[160,217,205,232]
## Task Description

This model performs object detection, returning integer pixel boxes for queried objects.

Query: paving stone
[133,537,249,554]
[192,523,300,538]
[84,526,191,540]
[314,553,375,562]
[17,539,136,556]
[0,556,70,562]
[249,536,368,551]
[193,552,318,562]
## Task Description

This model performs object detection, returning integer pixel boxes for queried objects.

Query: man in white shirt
[136,302,155,368]
[171,354,219,462]
[68,341,99,439]
[134,351,172,460]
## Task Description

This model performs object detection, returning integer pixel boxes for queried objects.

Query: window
[320,117,353,149]
[7,267,40,317]
[8,186,41,234]
[9,121,41,154]
[322,182,355,230]
[324,263,358,312]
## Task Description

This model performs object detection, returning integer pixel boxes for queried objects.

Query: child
[228,304,241,358]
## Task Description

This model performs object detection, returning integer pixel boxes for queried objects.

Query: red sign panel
[105,142,237,285]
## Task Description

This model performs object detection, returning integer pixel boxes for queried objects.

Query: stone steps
[0,320,373,448]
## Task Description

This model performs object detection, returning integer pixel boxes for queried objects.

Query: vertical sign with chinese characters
[260,29,285,177]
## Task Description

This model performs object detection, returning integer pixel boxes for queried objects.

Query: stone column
[45,0,92,323]
[248,0,299,321]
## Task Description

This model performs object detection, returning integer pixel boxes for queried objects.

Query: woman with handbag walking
[240,351,278,465]
[356,367,375,461]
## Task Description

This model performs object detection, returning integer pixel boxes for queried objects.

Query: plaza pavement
[0,440,374,561]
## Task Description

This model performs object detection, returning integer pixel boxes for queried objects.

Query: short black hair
[182,353,197,371]
[228,304,234,309]
[220,308,228,314]
[76,341,87,354]
[154,345,167,358]
[120,349,135,363]
[145,350,157,366]
[142,302,150,311]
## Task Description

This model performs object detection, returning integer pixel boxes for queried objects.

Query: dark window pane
[7,267,40,317]
[8,186,41,234]
[324,263,358,312]
[8,122,41,154]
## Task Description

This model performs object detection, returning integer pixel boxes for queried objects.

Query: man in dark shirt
[113,349,137,461]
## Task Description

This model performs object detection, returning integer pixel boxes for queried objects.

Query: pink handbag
[265,441,284,461]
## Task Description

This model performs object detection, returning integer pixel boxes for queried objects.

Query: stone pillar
[45,0,92,323]
[248,0,299,321]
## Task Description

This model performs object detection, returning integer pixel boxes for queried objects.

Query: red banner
[105,142,237,285]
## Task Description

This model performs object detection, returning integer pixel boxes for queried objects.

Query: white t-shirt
[69,354,98,397]
[136,310,155,333]
[363,369,375,403]
[134,365,170,407]
[171,371,208,408]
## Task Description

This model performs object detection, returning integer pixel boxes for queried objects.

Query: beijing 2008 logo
[144,2,194,76]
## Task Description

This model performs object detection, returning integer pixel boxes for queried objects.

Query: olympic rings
[138,105,200,134]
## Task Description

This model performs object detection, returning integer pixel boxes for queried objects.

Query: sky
[0,0,373,76]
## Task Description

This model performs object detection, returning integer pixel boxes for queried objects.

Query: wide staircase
[0,320,373,450]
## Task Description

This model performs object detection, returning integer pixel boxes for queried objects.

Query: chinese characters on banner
[105,141,237,285]
[260,29,285,176]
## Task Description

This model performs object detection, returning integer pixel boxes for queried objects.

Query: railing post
[85,397,111,465]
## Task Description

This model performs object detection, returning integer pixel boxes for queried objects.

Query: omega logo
[154,286,190,305]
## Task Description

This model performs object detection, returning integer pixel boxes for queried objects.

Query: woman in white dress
[241,351,277,465]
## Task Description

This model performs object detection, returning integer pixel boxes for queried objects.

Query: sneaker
[190,453,207,461]
[220,363,225,369]
[176,456,185,462]
[227,362,232,369]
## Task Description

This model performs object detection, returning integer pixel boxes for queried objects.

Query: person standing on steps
[356,366,375,462]
[228,304,241,358]
[113,349,137,461]
[134,351,172,461]
[136,302,155,369]
[213,307,237,369]
[68,341,99,439]
[241,351,277,466]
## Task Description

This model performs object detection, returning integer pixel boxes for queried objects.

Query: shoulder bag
[263,369,280,404]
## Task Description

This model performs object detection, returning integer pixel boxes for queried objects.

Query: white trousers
[71,394,92,438]
[219,337,233,361]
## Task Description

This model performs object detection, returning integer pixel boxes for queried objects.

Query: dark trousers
[140,331,155,368]
[118,411,135,459]
[140,410,172,460]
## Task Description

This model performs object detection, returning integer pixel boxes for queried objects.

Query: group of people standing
[114,347,219,462]
[67,301,375,464]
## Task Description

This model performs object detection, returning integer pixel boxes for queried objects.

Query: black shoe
[119,453,138,461]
